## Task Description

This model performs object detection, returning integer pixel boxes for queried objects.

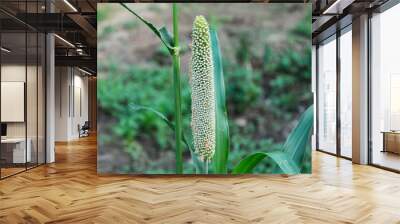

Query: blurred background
[97,3,312,174]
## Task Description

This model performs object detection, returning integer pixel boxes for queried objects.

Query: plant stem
[172,3,183,174]
[204,161,208,174]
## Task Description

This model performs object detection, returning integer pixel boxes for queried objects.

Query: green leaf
[159,27,174,50]
[120,3,174,54]
[283,105,313,165]
[210,27,230,174]
[129,104,203,173]
[231,105,314,174]
[231,151,300,174]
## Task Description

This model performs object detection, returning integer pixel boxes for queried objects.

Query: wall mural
[97,3,312,175]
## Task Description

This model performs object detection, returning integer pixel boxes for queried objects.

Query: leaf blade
[283,105,314,165]
[210,27,230,174]
[231,151,300,174]
[231,105,314,175]
[120,3,174,54]
[159,27,174,49]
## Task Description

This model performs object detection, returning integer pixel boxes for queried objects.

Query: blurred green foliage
[97,5,111,22]
[98,10,312,173]
[99,25,116,39]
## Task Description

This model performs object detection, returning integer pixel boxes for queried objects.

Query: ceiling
[0,0,97,74]
[312,0,389,44]
[3,0,393,72]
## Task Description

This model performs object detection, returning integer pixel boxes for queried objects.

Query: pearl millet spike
[191,16,216,162]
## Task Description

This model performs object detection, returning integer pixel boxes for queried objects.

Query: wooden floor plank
[0,135,400,223]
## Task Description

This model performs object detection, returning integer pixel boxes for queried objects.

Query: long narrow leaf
[283,105,313,165]
[232,105,313,174]
[120,3,174,54]
[210,27,230,174]
[300,137,312,173]
[129,104,203,172]
[231,151,300,174]
[159,27,174,50]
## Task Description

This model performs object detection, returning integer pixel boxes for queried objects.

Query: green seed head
[191,15,216,162]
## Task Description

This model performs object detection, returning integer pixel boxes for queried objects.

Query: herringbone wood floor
[1,135,400,224]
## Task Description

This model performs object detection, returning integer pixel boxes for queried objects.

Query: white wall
[1,63,46,164]
[55,67,89,141]
[55,67,69,141]
[71,73,89,138]
[1,65,25,132]
[1,65,39,138]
